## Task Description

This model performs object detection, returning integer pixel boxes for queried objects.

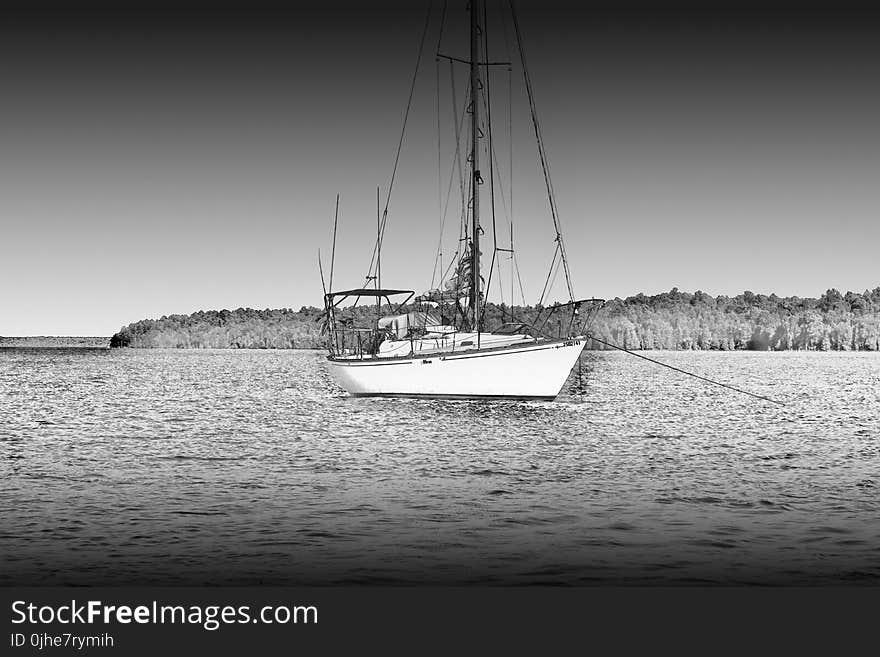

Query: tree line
[110,287,880,351]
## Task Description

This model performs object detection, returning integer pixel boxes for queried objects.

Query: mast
[469,0,482,334]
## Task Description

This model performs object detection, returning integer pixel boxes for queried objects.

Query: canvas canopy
[378,310,442,339]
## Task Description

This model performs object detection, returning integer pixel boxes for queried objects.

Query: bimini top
[326,288,415,311]
[326,288,413,299]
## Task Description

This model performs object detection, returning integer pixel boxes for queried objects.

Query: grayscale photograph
[2,0,879,593]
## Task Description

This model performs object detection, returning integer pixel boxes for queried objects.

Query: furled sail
[417,242,481,303]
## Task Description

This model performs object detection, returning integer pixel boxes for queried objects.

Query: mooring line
[584,334,786,407]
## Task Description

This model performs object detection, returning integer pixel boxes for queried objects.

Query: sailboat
[321,0,602,400]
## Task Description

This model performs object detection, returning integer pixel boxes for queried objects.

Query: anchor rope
[584,334,786,407]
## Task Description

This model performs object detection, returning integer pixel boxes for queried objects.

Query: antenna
[329,194,339,292]
[318,250,327,297]
[376,186,381,323]
[377,187,381,291]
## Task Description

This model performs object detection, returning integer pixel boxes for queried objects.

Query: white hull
[327,337,586,399]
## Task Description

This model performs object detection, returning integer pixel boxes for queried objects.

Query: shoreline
[0,336,110,349]
[7,344,876,353]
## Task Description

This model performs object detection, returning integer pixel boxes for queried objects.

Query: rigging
[362,0,434,288]
[509,0,575,304]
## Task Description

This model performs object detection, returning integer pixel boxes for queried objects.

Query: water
[1,348,879,585]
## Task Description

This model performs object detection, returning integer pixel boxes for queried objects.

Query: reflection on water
[1,348,879,585]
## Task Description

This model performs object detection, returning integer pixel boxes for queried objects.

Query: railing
[328,326,384,359]
[530,298,606,340]
[325,299,606,359]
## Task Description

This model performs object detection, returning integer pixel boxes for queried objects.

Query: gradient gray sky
[2,2,879,335]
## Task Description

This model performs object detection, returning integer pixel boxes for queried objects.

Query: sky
[1,1,879,335]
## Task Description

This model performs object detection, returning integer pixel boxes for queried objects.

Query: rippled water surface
[2,348,879,585]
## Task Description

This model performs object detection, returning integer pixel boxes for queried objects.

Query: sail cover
[378,310,443,339]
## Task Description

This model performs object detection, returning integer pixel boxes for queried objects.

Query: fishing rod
[584,333,786,407]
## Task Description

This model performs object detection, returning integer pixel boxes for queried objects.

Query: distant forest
[110,287,880,351]
[0,336,109,348]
